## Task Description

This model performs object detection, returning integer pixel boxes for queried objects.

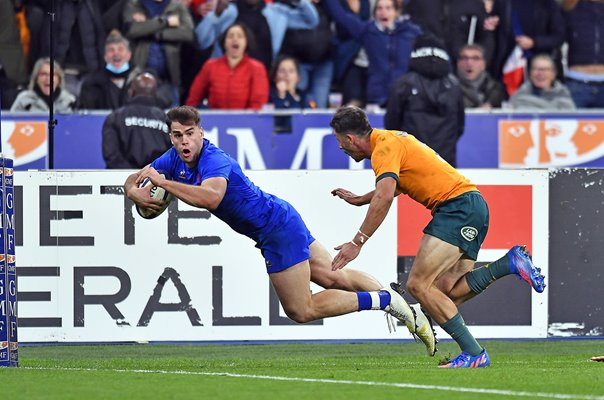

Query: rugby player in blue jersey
[124,105,426,336]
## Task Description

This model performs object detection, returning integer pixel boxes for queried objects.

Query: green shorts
[423,191,489,260]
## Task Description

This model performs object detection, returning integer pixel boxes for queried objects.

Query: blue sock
[357,290,391,311]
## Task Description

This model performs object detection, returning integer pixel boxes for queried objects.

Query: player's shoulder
[374,129,412,145]
[203,140,230,161]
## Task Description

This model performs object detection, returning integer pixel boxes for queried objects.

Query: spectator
[280,1,333,108]
[194,0,319,71]
[78,30,142,110]
[39,0,106,97]
[507,54,576,110]
[406,0,495,67]
[321,0,422,107]
[17,1,50,72]
[269,55,313,132]
[102,72,171,169]
[99,0,129,34]
[10,58,76,113]
[457,44,507,109]
[490,0,565,84]
[270,55,313,109]
[384,34,465,167]
[0,0,28,109]
[185,22,269,110]
[332,0,372,108]
[123,0,195,105]
[563,0,604,108]
[177,0,214,103]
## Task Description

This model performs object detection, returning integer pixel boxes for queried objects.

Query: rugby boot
[508,245,546,293]
[411,303,438,356]
[438,349,490,368]
[383,282,416,333]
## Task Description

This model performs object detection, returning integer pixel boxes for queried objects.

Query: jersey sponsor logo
[460,226,478,242]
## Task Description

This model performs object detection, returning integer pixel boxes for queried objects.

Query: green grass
[1,340,603,399]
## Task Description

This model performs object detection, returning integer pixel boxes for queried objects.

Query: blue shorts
[256,204,315,273]
[423,191,489,260]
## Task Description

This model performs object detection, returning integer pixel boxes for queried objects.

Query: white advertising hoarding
[13,169,548,342]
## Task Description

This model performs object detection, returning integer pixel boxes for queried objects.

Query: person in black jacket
[78,30,141,111]
[384,34,465,167]
[406,0,495,67]
[102,72,171,169]
[38,0,106,96]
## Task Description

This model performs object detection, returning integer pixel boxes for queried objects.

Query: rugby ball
[135,174,173,219]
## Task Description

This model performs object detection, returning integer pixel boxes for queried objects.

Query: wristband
[349,241,359,247]
[358,229,370,239]
[355,230,370,246]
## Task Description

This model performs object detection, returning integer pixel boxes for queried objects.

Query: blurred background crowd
[1,0,603,167]
[2,0,603,114]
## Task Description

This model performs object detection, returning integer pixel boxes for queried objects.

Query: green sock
[465,254,511,294]
[441,313,483,356]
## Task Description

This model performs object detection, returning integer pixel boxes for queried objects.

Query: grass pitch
[1,340,603,399]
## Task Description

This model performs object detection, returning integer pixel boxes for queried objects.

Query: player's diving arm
[124,172,226,211]
[157,176,227,210]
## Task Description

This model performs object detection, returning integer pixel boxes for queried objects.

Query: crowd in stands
[2,0,603,116]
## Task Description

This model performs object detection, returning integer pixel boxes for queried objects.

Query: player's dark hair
[166,106,200,130]
[329,105,373,137]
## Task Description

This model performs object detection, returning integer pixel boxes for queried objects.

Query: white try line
[23,366,604,400]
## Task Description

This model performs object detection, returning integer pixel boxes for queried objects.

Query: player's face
[335,132,364,162]
[170,121,204,167]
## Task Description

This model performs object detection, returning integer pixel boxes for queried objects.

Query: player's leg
[308,239,416,332]
[439,245,547,307]
[308,240,382,291]
[406,234,465,325]
[262,211,413,327]
[406,234,489,368]
[435,256,478,305]
[270,258,412,326]
[269,260,358,323]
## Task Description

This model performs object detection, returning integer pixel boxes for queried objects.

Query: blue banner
[2,112,604,170]
[0,156,17,367]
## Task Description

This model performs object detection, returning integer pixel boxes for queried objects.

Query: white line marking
[22,366,604,400]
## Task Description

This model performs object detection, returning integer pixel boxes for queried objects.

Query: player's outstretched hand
[135,165,162,185]
[331,188,364,206]
[130,167,166,212]
[592,356,604,362]
[332,242,361,271]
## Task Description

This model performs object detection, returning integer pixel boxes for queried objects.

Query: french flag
[502,45,526,97]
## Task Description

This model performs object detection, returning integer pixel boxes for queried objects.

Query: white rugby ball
[135,174,173,219]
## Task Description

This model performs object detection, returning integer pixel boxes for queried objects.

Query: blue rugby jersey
[151,139,290,242]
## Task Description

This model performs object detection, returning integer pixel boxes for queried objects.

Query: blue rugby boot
[438,349,490,369]
[508,245,546,293]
